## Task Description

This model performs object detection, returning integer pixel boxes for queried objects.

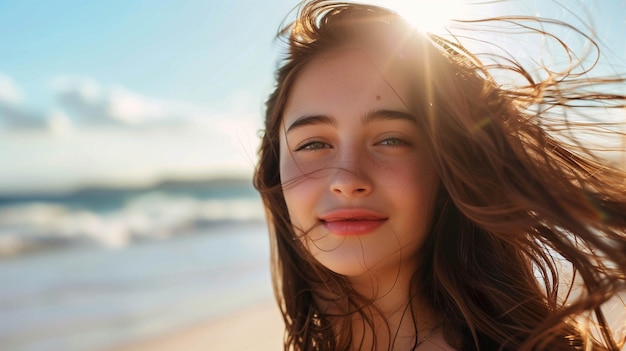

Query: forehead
[283,48,412,119]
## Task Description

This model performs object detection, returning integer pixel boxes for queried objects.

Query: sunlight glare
[367,0,467,33]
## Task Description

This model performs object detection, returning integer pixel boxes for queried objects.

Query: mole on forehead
[308,49,410,101]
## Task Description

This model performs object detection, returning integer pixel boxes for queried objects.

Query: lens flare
[368,0,468,33]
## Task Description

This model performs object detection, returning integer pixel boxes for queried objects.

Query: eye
[295,141,331,151]
[378,137,409,147]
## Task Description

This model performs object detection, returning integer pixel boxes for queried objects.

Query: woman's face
[279,49,439,279]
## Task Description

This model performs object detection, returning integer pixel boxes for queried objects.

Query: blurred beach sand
[105,295,626,351]
[108,299,283,351]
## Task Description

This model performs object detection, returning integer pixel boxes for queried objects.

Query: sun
[367,0,468,34]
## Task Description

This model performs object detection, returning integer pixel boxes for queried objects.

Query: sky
[0,0,624,195]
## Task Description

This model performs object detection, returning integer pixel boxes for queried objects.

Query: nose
[329,160,373,198]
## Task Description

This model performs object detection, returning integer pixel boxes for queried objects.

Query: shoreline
[106,298,283,351]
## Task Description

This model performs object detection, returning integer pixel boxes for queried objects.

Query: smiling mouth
[319,209,388,236]
[321,218,386,236]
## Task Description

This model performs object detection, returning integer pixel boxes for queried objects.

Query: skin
[280,48,439,282]
[279,48,451,350]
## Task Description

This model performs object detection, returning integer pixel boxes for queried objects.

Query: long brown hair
[254,1,626,350]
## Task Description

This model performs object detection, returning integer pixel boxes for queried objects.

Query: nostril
[329,170,373,197]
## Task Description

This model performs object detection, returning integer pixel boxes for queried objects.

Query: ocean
[0,178,273,351]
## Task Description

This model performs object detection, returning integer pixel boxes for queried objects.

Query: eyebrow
[286,114,336,133]
[285,109,416,133]
[362,109,417,125]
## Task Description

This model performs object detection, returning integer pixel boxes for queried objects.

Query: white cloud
[0,73,51,131]
[52,76,216,128]
[107,87,164,125]
[52,76,100,103]
[0,75,264,193]
[0,124,259,194]
[46,110,74,136]
[0,73,22,105]
[0,75,262,134]
[53,76,118,126]
[0,104,49,130]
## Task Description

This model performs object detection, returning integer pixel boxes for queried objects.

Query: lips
[319,209,388,236]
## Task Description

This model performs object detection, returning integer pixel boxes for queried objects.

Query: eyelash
[295,141,330,151]
[378,137,408,147]
[295,137,409,151]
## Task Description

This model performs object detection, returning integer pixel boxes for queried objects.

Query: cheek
[280,150,320,229]
[280,149,334,181]
[279,135,307,181]
[282,182,322,235]
[380,156,439,220]
[372,154,435,189]
[403,169,439,228]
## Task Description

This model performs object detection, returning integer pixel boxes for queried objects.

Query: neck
[344,263,441,350]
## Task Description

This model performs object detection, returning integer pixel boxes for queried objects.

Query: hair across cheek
[283,153,334,181]
[282,154,426,190]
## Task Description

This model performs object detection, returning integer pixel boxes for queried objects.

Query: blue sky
[0,0,623,194]
[0,0,299,194]
[0,0,295,109]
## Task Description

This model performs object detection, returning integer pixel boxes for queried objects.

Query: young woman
[254,1,626,350]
